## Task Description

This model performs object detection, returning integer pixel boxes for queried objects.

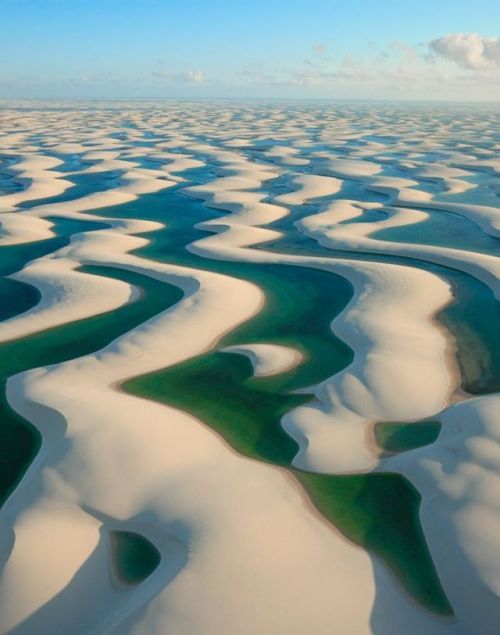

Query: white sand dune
[0,213,55,245]
[297,200,500,298]
[263,145,309,166]
[0,101,498,634]
[321,157,382,178]
[365,176,434,204]
[222,343,303,377]
[0,174,175,247]
[366,180,500,238]
[0,154,73,211]
[413,165,475,195]
[388,394,500,634]
[0,257,137,343]
[274,174,343,205]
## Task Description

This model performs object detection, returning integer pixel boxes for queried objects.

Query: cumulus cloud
[430,33,500,70]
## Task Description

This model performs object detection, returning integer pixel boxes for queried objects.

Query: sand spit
[222,343,303,377]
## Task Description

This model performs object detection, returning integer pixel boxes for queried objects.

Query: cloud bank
[430,33,500,70]
[2,33,498,100]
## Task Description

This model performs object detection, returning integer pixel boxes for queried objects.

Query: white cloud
[236,34,500,97]
[182,69,204,83]
[430,33,500,70]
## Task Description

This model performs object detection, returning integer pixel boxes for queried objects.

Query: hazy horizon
[1,0,499,101]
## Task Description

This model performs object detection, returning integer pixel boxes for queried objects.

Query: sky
[1,0,499,101]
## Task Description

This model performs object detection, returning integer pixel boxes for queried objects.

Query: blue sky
[1,0,499,100]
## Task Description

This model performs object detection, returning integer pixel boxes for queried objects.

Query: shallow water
[111,531,161,585]
[373,207,500,256]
